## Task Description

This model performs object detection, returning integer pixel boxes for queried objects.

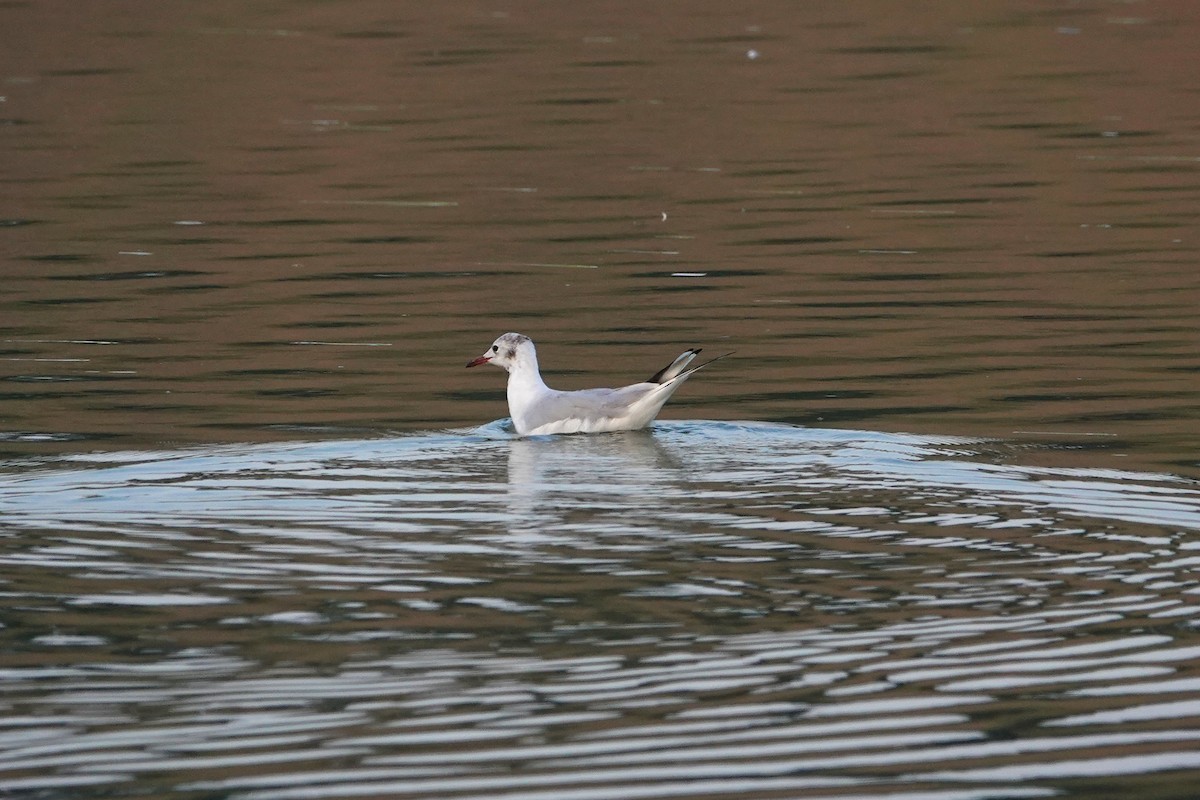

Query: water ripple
[1,422,1198,798]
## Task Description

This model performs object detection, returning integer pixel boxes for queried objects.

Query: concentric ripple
[1,422,1198,798]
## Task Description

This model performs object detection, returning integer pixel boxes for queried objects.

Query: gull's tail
[646,348,734,385]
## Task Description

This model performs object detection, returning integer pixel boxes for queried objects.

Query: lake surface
[3,2,1199,798]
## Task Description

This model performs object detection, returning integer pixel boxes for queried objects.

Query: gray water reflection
[1,422,1199,798]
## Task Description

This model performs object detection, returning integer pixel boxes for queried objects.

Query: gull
[466,332,730,436]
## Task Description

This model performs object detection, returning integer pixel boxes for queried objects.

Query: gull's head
[465,332,535,372]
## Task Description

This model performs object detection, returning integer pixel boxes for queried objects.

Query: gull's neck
[505,349,548,431]
[506,350,547,392]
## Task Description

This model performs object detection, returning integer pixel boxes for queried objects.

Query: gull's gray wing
[521,384,659,431]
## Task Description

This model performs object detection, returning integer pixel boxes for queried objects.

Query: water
[3,2,1198,472]
[3,1,1200,798]
[2,423,1199,798]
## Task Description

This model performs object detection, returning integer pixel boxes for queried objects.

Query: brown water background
[3,2,1200,799]
[3,0,1197,474]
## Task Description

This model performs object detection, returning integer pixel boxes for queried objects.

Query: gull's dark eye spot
[492,345,499,353]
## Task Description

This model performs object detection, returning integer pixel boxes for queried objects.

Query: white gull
[466,332,729,436]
